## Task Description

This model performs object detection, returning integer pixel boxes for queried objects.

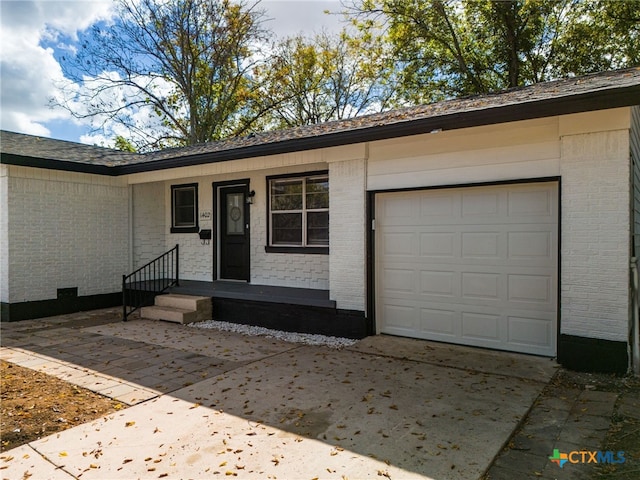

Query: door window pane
[226,192,244,235]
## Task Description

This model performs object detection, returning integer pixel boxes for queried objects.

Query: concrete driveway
[1,309,556,479]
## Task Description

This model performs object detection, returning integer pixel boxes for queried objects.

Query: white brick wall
[0,166,9,303]
[129,167,330,287]
[163,178,214,281]
[249,172,329,289]
[6,167,128,303]
[132,182,166,269]
[169,232,213,281]
[123,109,635,342]
[366,110,633,344]
[560,129,630,342]
[329,158,366,311]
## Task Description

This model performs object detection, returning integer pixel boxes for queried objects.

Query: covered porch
[126,279,368,339]
[169,280,335,308]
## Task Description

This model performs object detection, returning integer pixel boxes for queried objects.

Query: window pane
[306,177,329,209]
[175,189,194,207]
[307,211,329,246]
[226,192,244,235]
[174,187,196,227]
[272,213,302,245]
[271,179,303,210]
[175,206,195,226]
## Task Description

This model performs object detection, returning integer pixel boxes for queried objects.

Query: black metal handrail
[122,244,179,321]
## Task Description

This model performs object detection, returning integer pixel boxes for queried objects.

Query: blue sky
[0,0,344,146]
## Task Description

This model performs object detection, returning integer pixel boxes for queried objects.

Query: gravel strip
[191,320,357,348]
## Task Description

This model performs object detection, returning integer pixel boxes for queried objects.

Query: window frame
[266,171,329,254]
[170,183,199,233]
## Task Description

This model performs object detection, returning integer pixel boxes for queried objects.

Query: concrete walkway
[0,308,600,479]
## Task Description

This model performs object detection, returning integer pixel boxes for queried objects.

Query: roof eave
[118,83,640,175]
[2,82,638,176]
[0,153,118,176]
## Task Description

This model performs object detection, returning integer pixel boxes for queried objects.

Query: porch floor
[168,280,335,309]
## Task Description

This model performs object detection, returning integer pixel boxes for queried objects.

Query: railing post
[122,274,127,321]
[175,243,180,286]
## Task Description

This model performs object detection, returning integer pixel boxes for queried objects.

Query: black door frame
[213,179,251,281]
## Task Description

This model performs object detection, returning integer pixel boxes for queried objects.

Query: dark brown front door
[219,185,250,281]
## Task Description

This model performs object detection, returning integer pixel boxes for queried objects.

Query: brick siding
[5,167,128,303]
[560,129,630,342]
[132,182,166,269]
[329,158,367,311]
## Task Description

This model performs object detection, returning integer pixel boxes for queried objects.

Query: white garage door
[375,182,558,356]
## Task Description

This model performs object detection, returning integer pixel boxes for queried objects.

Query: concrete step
[140,305,199,324]
[155,294,212,316]
[140,294,212,324]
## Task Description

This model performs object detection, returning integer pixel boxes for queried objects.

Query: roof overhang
[1,152,118,176]
[116,82,640,175]
[2,76,639,177]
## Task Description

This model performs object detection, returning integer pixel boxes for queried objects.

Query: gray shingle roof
[0,130,141,167]
[2,67,640,175]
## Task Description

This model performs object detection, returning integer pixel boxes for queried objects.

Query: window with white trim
[268,174,329,248]
[171,183,199,233]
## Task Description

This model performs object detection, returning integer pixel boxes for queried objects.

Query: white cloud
[261,0,344,39]
[0,1,114,137]
[0,0,344,145]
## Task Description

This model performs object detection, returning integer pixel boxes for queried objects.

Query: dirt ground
[0,360,124,452]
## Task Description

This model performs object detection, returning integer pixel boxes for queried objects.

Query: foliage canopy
[55,0,640,151]
[348,0,640,103]
[57,0,269,151]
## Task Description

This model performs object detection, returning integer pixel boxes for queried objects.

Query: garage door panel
[381,195,418,219]
[462,191,502,217]
[420,270,456,296]
[508,231,553,259]
[461,232,501,258]
[381,232,416,256]
[461,272,501,300]
[507,274,553,304]
[382,303,418,331]
[507,188,555,218]
[376,182,558,356]
[507,315,553,350]
[420,232,456,257]
[420,308,458,336]
[382,268,416,293]
[461,312,501,342]
[419,193,457,217]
